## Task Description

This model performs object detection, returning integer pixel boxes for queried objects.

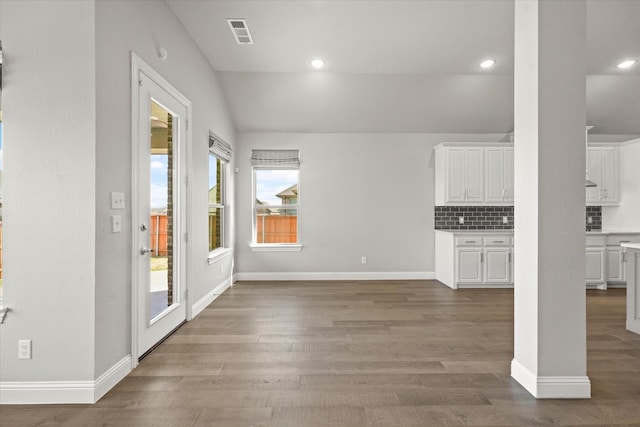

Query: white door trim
[130,52,192,369]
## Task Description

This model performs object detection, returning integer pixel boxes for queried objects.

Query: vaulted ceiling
[166,0,640,135]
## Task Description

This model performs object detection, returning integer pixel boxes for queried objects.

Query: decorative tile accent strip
[586,206,602,231]
[434,206,602,231]
[434,206,514,230]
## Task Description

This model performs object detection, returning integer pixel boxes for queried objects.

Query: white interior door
[133,60,190,360]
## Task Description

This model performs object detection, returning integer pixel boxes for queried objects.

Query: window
[208,133,232,255]
[251,149,301,250]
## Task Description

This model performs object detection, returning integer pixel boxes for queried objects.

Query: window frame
[207,133,233,264]
[251,166,302,252]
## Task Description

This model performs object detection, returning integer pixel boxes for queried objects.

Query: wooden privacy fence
[150,215,168,257]
[256,215,297,243]
[150,214,297,252]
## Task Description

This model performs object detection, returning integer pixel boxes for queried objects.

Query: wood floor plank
[4,281,640,427]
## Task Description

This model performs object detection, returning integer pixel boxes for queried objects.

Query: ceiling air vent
[227,19,254,45]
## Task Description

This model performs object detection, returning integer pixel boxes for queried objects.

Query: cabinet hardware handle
[465,240,476,243]
[620,240,630,243]
[622,252,626,262]
[494,240,504,243]
[480,253,484,262]
[508,253,512,263]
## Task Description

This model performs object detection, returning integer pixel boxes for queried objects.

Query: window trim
[251,160,301,249]
[208,132,232,258]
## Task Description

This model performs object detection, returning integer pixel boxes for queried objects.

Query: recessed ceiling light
[480,59,496,69]
[617,59,637,69]
[311,59,325,69]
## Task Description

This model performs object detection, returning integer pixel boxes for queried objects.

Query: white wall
[0,1,97,382]
[94,0,235,377]
[0,0,235,399]
[602,139,640,232]
[235,132,506,279]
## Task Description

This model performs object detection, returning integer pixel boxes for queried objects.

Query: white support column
[512,0,590,399]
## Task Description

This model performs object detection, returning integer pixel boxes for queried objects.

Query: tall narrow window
[252,149,300,249]
[209,133,232,254]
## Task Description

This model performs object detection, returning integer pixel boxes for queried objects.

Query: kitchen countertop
[435,229,514,234]
[587,230,640,235]
[622,243,640,250]
[436,229,640,235]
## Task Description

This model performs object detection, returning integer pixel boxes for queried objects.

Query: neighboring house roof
[276,184,298,200]
[256,199,280,215]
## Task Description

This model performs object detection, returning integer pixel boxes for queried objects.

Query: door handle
[140,246,154,255]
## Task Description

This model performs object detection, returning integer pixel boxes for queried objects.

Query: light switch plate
[111,192,125,210]
[112,215,122,233]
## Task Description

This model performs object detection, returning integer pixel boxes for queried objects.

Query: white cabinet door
[484,248,511,284]
[456,248,483,284]
[586,148,602,203]
[601,148,619,204]
[586,248,606,285]
[465,148,484,203]
[446,148,466,203]
[607,248,624,282]
[586,147,620,206]
[504,147,514,203]
[485,147,514,204]
[485,148,504,203]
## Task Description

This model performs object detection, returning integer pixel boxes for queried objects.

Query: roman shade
[251,149,300,169]
[209,132,232,162]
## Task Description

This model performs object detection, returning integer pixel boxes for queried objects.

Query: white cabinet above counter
[435,142,621,207]
[434,143,514,206]
[586,144,620,206]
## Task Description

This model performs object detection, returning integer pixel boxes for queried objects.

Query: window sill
[207,247,233,265]
[250,244,303,252]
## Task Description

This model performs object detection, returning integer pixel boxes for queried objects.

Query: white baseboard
[511,359,591,399]
[94,355,132,402]
[191,277,233,318]
[0,355,132,404]
[234,271,435,282]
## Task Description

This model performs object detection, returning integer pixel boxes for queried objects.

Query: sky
[256,169,298,205]
[150,154,168,209]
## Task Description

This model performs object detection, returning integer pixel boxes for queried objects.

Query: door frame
[130,52,193,368]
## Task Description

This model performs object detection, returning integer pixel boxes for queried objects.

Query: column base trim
[511,359,591,399]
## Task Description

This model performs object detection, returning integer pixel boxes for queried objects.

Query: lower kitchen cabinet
[484,247,512,284]
[436,231,513,289]
[605,233,640,287]
[456,248,483,284]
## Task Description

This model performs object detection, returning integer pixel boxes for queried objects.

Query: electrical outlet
[587,216,593,224]
[18,340,32,360]
[458,216,464,225]
[503,216,508,224]
[361,256,367,264]
[219,264,223,274]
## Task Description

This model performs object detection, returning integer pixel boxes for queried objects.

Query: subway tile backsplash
[434,206,514,230]
[434,206,602,231]
[586,206,602,231]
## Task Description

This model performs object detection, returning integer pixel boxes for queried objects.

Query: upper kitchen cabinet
[586,144,620,206]
[434,143,513,206]
[485,147,514,204]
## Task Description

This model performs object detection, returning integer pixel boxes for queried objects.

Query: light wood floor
[3,280,640,426]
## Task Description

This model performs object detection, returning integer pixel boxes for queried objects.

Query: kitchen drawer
[606,234,640,247]
[455,236,482,246]
[586,235,606,247]
[484,236,512,246]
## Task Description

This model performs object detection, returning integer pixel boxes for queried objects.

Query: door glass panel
[149,100,176,322]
